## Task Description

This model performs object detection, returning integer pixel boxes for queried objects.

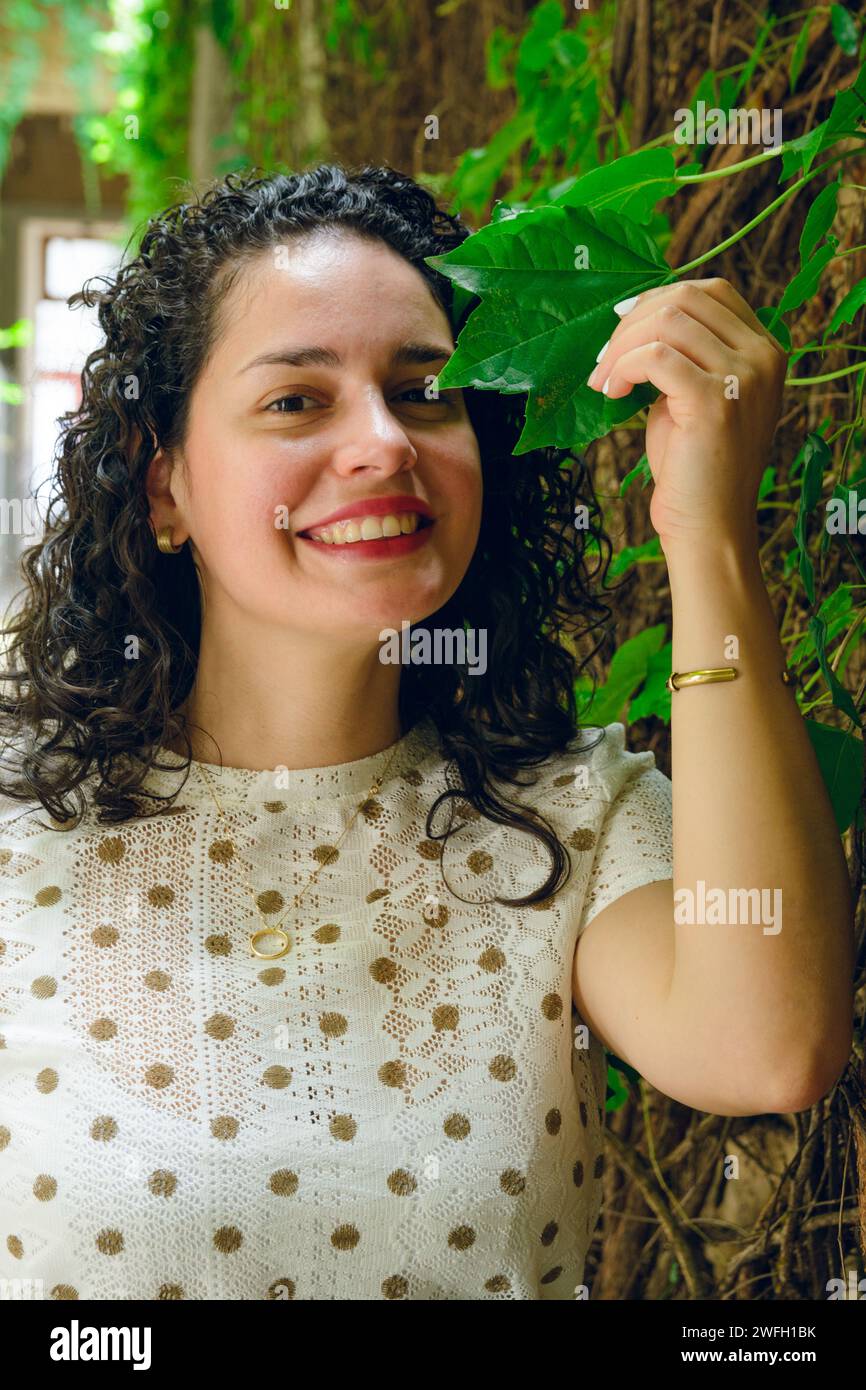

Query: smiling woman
[0,163,676,1301]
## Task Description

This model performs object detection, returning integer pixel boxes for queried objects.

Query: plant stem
[674,141,795,184]
[786,363,866,385]
[672,148,865,276]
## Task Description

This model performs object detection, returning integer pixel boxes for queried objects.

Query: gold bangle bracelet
[666,666,794,692]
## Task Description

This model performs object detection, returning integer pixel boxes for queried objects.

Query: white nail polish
[613,296,639,316]
[595,338,610,363]
[601,377,611,394]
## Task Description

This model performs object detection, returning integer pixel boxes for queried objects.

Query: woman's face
[151,229,483,643]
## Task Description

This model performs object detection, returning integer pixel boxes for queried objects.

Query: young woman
[0,164,853,1301]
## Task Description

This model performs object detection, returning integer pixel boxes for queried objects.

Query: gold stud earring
[155,524,184,555]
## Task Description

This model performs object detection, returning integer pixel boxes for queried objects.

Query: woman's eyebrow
[237,341,453,374]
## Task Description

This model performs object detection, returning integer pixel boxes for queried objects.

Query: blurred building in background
[0,4,126,615]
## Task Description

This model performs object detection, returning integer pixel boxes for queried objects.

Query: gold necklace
[196,738,403,961]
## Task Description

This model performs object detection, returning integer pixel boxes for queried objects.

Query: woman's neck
[164,627,404,772]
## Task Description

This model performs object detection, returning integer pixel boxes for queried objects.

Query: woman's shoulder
[527,721,667,808]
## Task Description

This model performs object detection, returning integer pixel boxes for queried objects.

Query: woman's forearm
[663,531,855,1096]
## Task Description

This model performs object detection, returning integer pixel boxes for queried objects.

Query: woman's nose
[329,391,417,475]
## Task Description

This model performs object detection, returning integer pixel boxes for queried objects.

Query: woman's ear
[140,431,181,534]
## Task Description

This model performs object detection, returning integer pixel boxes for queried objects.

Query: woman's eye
[265,387,454,414]
[267,394,321,414]
[397,386,452,405]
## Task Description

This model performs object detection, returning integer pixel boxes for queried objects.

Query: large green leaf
[575,624,667,725]
[426,202,672,453]
[804,719,865,832]
[628,644,674,725]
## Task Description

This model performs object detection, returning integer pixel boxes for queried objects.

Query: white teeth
[307,510,425,544]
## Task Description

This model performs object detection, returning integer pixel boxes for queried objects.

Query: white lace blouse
[0,716,673,1300]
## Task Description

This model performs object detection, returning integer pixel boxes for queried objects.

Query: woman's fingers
[589,302,736,388]
[594,340,708,401]
[617,277,788,361]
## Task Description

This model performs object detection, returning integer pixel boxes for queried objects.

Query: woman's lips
[296,519,435,559]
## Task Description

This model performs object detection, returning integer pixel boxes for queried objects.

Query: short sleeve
[575,723,673,936]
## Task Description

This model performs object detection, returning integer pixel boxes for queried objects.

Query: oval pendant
[249,927,292,960]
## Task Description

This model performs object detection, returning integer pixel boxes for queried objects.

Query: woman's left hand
[587,277,789,555]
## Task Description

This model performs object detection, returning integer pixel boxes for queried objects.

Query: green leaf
[619,453,652,497]
[817,582,853,625]
[790,15,814,93]
[756,307,792,352]
[780,127,823,182]
[448,110,535,213]
[516,0,563,76]
[551,148,678,225]
[776,239,838,320]
[757,466,777,502]
[534,85,583,156]
[608,535,664,578]
[426,202,672,453]
[793,432,830,604]
[827,275,866,337]
[831,3,860,57]
[576,624,667,725]
[447,281,478,333]
[808,614,863,726]
[799,178,840,263]
[788,583,853,664]
[605,1063,631,1112]
[732,14,776,103]
[784,59,866,178]
[628,645,673,725]
[804,719,865,831]
[486,26,516,89]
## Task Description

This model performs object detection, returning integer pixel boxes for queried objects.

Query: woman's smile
[293,489,438,558]
[295,514,436,559]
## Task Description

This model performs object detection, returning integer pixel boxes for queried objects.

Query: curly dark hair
[0,162,619,907]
